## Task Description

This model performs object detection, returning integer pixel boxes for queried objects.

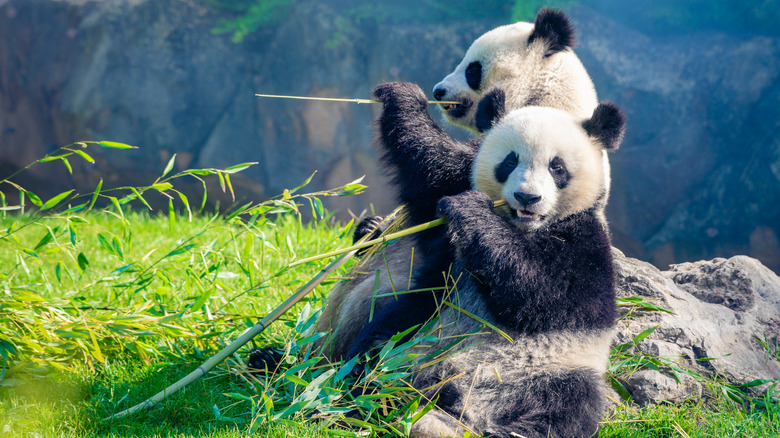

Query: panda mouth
[512,208,542,222]
[440,99,472,118]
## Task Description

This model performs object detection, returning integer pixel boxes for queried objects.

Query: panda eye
[465,61,482,91]
[549,156,570,189]
[494,151,519,184]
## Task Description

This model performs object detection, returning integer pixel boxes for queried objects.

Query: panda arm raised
[373,82,479,223]
[437,191,615,331]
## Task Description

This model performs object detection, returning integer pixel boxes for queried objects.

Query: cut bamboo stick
[255,93,459,105]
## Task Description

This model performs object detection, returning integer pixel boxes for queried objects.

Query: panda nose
[514,192,541,206]
[433,87,447,101]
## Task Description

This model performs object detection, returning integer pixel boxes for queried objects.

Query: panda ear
[582,102,626,151]
[527,8,576,56]
[475,88,506,133]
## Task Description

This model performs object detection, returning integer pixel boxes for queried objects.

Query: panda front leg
[372,82,479,224]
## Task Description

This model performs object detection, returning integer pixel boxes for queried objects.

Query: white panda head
[471,103,626,232]
[433,8,597,133]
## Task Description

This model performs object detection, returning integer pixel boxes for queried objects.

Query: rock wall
[1,0,779,273]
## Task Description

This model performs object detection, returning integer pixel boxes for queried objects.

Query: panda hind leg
[247,347,285,375]
[485,368,605,438]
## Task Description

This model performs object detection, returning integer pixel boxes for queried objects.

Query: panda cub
[359,87,625,438]
[314,8,600,361]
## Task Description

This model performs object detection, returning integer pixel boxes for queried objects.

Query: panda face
[433,8,588,133]
[432,21,535,132]
[471,107,608,232]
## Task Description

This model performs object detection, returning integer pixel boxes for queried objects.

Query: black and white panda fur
[352,85,625,437]
[313,9,603,362]
[432,7,597,131]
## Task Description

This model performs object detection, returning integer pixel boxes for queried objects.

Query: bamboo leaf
[70,148,95,164]
[26,191,43,207]
[33,229,55,251]
[99,141,137,149]
[130,187,152,210]
[88,179,103,211]
[177,190,192,221]
[40,190,74,211]
[60,156,73,174]
[633,325,658,345]
[290,171,316,194]
[162,154,177,178]
[223,162,257,174]
[77,252,90,271]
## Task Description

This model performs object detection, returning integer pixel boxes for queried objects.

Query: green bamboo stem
[103,250,354,421]
[289,199,507,268]
[289,217,447,267]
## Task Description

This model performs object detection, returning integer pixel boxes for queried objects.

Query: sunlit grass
[1,144,778,437]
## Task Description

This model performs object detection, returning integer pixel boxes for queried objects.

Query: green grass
[2,210,778,437]
[1,145,778,437]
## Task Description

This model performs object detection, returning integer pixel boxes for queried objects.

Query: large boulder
[614,251,780,404]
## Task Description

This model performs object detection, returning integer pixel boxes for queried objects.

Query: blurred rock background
[1,0,779,273]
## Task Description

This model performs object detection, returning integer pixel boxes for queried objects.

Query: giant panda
[313,9,603,362]
[351,88,625,438]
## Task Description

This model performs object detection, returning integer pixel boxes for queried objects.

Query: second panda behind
[350,83,625,437]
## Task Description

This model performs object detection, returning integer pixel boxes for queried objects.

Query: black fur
[437,191,615,333]
[425,368,604,438]
[247,347,284,374]
[528,8,576,56]
[465,61,483,91]
[582,101,626,150]
[549,156,570,189]
[495,151,519,184]
[476,88,506,133]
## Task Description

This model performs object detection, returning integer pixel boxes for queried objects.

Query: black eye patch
[549,156,570,189]
[465,61,482,91]
[495,151,519,183]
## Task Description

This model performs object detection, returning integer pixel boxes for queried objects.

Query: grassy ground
[1,198,778,437]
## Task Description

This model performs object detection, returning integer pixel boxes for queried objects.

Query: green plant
[209,0,299,42]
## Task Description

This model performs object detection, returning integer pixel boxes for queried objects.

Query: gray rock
[614,250,780,404]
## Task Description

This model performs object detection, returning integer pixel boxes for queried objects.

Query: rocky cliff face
[1,0,779,273]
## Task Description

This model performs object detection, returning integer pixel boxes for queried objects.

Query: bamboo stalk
[289,199,507,268]
[255,93,459,105]
[103,251,354,421]
[289,217,446,267]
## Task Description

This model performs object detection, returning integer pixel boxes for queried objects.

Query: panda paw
[437,191,493,239]
[247,347,284,375]
[437,191,493,221]
[353,215,386,255]
[372,82,428,113]
[353,215,385,243]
